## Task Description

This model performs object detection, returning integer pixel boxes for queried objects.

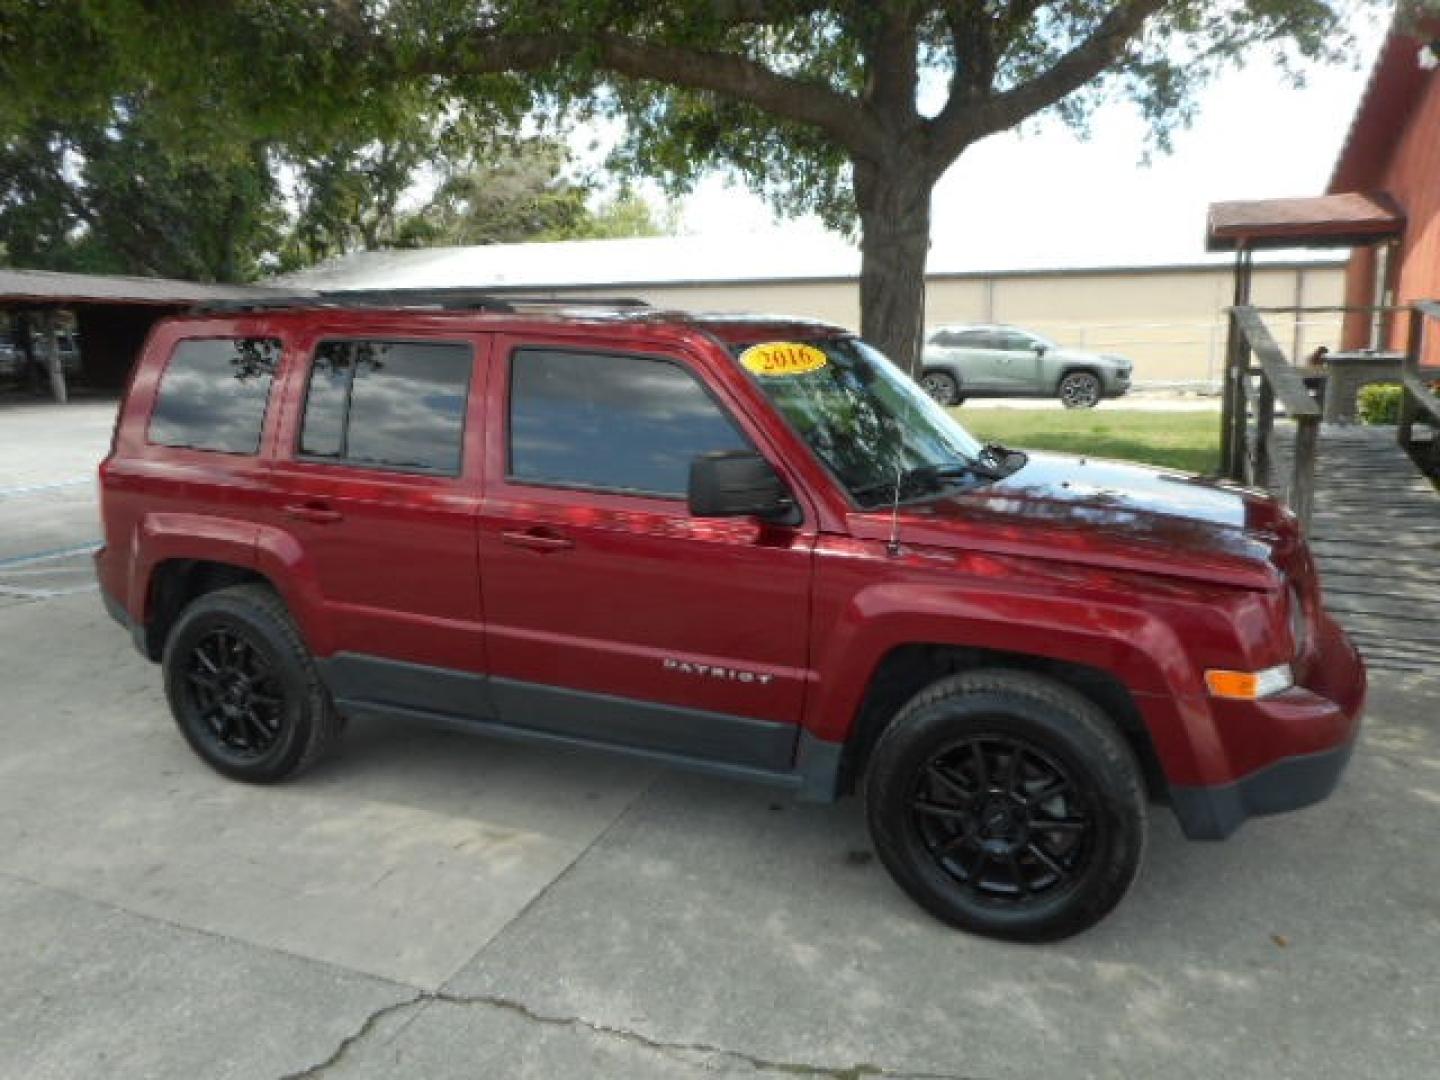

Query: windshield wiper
[849,459,1002,503]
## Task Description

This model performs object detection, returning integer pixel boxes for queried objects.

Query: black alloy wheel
[865,669,1146,941]
[181,627,286,759]
[909,734,1094,901]
[162,584,342,783]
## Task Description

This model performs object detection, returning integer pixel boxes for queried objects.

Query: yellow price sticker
[739,341,829,378]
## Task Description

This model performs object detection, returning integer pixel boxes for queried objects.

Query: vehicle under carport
[0,268,297,402]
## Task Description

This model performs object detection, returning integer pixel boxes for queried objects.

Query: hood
[859,452,1297,590]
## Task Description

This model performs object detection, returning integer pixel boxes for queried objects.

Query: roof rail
[189,288,652,315]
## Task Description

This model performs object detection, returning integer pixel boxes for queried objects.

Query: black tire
[162,583,341,783]
[920,370,962,407]
[864,669,1145,941]
[1058,371,1102,409]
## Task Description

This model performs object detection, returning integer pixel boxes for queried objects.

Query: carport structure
[0,268,297,401]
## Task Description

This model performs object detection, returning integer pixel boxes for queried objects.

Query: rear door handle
[501,528,574,553]
[283,502,344,525]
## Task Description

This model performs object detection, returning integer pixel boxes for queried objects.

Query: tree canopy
[0,108,671,281]
[0,0,1369,363]
[0,97,283,281]
[279,136,669,271]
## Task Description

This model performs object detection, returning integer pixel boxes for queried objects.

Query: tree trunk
[854,156,932,379]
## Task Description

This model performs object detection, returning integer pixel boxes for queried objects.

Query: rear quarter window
[148,337,281,454]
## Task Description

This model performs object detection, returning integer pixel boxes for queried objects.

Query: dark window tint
[299,340,471,474]
[997,331,1035,351]
[509,349,750,497]
[937,330,995,349]
[149,338,280,453]
[298,344,351,459]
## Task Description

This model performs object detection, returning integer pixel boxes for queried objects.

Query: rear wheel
[1058,371,1102,409]
[864,669,1145,941]
[162,584,341,783]
[920,370,962,407]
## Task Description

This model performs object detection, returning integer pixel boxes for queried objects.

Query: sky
[579,10,1393,271]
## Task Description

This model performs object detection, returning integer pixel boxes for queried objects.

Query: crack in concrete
[279,988,980,1080]
[278,992,426,1079]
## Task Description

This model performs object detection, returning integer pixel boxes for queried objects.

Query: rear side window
[298,340,472,475]
[508,348,750,497]
[149,338,280,454]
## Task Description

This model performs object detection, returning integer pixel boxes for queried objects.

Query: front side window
[736,337,991,508]
[508,348,751,498]
[298,340,471,474]
[149,337,280,454]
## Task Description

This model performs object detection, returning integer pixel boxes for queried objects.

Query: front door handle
[501,528,574,553]
[283,501,344,525]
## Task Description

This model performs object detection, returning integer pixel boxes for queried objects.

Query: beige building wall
[559,261,1345,386]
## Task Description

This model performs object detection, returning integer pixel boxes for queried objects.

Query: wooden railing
[1398,300,1440,465]
[1220,305,1324,525]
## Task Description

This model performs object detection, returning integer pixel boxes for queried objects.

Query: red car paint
[97,306,1365,837]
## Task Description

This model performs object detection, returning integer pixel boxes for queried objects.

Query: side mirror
[1033,342,1048,356]
[688,451,797,524]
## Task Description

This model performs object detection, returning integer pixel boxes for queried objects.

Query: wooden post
[1255,378,1275,489]
[1398,305,1423,453]
[1291,415,1319,530]
[1220,250,1254,479]
[42,309,67,405]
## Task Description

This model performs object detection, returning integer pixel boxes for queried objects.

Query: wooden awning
[1205,192,1404,252]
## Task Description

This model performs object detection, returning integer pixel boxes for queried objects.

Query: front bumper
[1167,613,1366,840]
[1169,738,1355,840]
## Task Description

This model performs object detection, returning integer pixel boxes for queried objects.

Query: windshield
[734,337,990,508]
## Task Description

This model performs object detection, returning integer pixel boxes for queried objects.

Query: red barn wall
[1342,67,1440,357]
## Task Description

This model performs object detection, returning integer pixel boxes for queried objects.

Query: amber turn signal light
[1204,664,1293,701]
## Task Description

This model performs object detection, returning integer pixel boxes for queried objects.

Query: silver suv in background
[919,324,1132,408]
[0,327,81,381]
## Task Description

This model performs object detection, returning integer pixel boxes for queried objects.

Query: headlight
[1205,664,1294,700]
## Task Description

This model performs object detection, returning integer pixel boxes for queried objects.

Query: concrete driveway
[2,399,1437,1079]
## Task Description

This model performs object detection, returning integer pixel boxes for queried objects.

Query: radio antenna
[886,463,903,557]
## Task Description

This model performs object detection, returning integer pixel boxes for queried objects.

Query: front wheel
[864,670,1146,941]
[920,370,962,407]
[1058,371,1103,409]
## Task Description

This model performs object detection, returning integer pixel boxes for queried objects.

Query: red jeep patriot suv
[96,292,1366,940]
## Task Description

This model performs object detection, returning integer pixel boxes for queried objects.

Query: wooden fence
[1398,300,1440,466]
[1221,300,1440,528]
[1219,305,1324,525]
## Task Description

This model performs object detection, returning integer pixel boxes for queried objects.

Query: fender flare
[128,514,334,659]
[802,581,1220,789]
[130,513,260,625]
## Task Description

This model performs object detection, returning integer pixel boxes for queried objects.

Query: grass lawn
[954,408,1221,474]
